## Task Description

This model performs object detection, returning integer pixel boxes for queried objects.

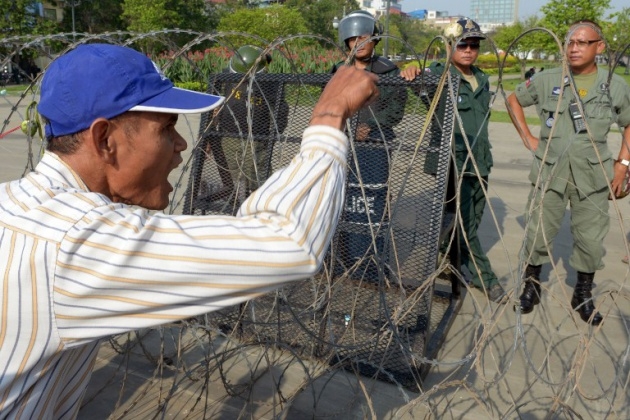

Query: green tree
[122,0,209,32]
[58,0,125,34]
[492,16,548,79]
[540,0,610,41]
[283,0,359,43]
[122,0,210,53]
[122,0,182,32]
[604,7,630,74]
[217,5,309,45]
[377,14,440,60]
[0,0,56,36]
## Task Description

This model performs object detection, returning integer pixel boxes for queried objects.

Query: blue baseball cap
[38,43,225,138]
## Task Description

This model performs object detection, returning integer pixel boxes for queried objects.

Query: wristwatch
[617,159,630,167]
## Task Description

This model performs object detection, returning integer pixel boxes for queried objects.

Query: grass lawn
[490,110,540,125]
[0,84,35,95]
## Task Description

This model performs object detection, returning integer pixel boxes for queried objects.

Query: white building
[361,0,404,18]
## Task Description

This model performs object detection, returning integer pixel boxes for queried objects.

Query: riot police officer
[332,10,407,281]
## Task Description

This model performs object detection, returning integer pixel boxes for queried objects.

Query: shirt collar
[36,151,90,192]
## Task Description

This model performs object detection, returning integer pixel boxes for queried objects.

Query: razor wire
[0,29,629,419]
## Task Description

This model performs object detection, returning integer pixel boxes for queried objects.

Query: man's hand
[309,65,379,130]
[524,134,539,152]
[611,161,630,199]
[400,65,421,81]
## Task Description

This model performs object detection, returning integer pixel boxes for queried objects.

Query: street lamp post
[383,0,391,59]
[66,0,81,40]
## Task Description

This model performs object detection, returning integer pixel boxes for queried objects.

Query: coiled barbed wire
[1,29,629,419]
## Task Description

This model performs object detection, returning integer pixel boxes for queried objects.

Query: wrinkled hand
[524,134,539,152]
[400,65,421,81]
[610,162,630,199]
[309,65,379,130]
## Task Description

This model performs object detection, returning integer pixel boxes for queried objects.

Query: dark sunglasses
[456,42,481,51]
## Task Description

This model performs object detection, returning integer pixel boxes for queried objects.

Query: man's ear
[597,41,606,55]
[88,118,116,164]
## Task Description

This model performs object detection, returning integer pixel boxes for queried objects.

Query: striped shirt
[0,125,348,419]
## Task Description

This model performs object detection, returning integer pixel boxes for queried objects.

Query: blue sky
[401,0,627,20]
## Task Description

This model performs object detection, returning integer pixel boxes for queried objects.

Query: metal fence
[182,71,461,390]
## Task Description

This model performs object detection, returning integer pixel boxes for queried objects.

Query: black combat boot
[571,272,603,326]
[514,264,541,314]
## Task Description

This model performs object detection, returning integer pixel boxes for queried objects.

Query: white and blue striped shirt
[0,125,348,419]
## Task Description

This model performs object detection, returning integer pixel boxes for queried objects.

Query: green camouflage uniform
[514,67,630,272]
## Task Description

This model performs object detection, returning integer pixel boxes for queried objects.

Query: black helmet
[229,45,272,74]
[444,18,486,40]
[338,10,383,48]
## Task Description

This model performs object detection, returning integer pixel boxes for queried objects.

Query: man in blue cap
[0,43,378,418]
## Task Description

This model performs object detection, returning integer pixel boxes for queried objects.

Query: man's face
[348,35,376,60]
[452,37,481,71]
[566,25,604,73]
[111,112,187,210]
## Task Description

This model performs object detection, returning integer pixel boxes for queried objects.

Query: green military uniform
[429,61,497,288]
[514,67,630,272]
[218,77,288,195]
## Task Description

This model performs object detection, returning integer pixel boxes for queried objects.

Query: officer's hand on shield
[310,65,378,130]
[400,65,421,81]
[355,123,370,141]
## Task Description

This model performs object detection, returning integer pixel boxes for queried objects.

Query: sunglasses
[456,42,481,51]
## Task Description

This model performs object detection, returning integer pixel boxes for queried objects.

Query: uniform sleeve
[513,78,539,108]
[55,126,349,345]
[613,78,630,128]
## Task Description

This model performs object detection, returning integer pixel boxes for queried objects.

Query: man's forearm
[507,93,538,150]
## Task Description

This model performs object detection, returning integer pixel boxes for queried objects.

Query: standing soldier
[507,20,630,325]
[221,45,288,199]
[402,18,505,303]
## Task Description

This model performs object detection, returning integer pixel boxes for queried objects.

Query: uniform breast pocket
[540,100,567,138]
[457,94,472,111]
[586,101,614,140]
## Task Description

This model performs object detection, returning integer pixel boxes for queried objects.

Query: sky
[401,0,627,20]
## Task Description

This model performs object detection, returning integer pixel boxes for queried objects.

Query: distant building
[407,9,428,19]
[471,0,518,32]
[41,1,63,22]
[406,9,464,32]
[362,0,403,17]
